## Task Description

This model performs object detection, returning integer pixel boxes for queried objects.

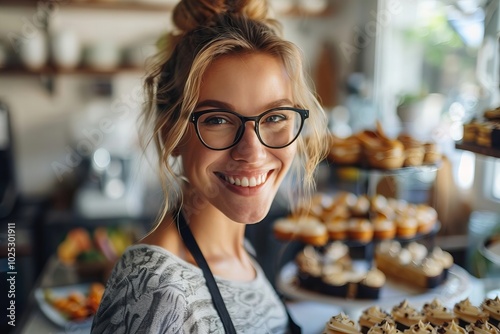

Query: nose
[230,121,267,162]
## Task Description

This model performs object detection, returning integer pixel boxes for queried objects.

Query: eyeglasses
[190,107,309,150]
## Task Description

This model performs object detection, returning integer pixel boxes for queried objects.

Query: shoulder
[91,245,203,334]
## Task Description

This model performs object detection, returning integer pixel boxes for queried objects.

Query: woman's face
[179,53,297,224]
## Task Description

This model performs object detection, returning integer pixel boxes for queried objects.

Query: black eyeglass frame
[190,107,309,151]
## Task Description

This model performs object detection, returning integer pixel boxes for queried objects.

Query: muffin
[348,218,374,243]
[323,312,362,334]
[402,320,436,334]
[423,299,456,326]
[273,217,300,241]
[465,320,500,334]
[321,264,349,298]
[453,298,489,327]
[356,268,386,300]
[435,320,467,334]
[297,217,329,246]
[359,306,392,334]
[391,300,426,331]
[372,217,397,240]
[326,219,349,241]
[482,296,500,327]
[367,319,402,334]
[295,246,323,291]
[395,215,418,239]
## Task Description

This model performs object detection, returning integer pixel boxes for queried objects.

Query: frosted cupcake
[423,299,456,326]
[403,320,436,334]
[392,300,426,331]
[465,320,500,334]
[436,320,467,334]
[356,268,386,300]
[323,313,362,334]
[482,296,500,327]
[321,264,349,298]
[367,319,402,334]
[296,246,323,291]
[453,298,489,327]
[359,306,392,333]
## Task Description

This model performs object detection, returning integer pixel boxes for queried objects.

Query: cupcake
[429,247,453,280]
[323,241,351,267]
[351,195,370,217]
[359,306,392,333]
[453,298,489,327]
[273,217,300,241]
[395,215,418,239]
[435,320,467,334]
[348,218,374,243]
[408,257,444,288]
[356,268,386,300]
[297,217,329,246]
[295,246,323,291]
[372,217,397,240]
[323,312,362,334]
[392,300,426,331]
[328,135,363,165]
[415,205,437,234]
[423,142,441,164]
[326,219,349,241]
[407,242,429,264]
[403,320,436,334]
[367,319,402,334]
[482,296,500,327]
[465,320,500,334]
[423,299,456,326]
[321,264,349,298]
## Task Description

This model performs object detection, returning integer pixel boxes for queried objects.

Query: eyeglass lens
[196,109,302,149]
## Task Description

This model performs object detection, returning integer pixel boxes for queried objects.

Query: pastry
[273,217,300,241]
[482,296,500,327]
[435,320,467,334]
[359,306,392,333]
[372,217,396,240]
[328,135,363,165]
[297,217,329,246]
[296,245,323,291]
[323,312,362,334]
[348,218,374,243]
[463,121,478,142]
[415,205,437,234]
[356,268,385,300]
[351,195,370,217]
[406,242,428,264]
[321,264,349,297]
[323,241,351,267]
[423,298,456,326]
[423,142,441,164]
[402,320,436,334]
[429,247,453,280]
[465,320,500,334]
[453,298,489,327]
[326,219,349,241]
[367,319,402,334]
[398,134,425,167]
[370,194,395,220]
[391,300,426,331]
[395,215,418,239]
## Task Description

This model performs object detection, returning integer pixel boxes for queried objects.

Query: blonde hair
[142,0,329,227]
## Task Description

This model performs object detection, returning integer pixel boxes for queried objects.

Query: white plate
[35,283,95,328]
[277,262,472,318]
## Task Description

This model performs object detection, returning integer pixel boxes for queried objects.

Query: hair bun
[173,0,270,33]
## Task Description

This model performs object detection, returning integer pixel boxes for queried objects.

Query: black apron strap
[177,211,237,334]
[177,211,302,334]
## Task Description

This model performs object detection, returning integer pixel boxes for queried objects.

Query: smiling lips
[222,173,269,187]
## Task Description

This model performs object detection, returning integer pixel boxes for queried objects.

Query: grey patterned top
[91,244,288,334]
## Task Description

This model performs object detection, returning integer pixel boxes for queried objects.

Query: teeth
[223,173,267,187]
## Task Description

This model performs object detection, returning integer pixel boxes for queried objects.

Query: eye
[263,113,287,123]
[203,116,229,125]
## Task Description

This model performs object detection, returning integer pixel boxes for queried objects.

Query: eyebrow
[195,98,294,111]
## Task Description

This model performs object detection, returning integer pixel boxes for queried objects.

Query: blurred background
[0,0,499,333]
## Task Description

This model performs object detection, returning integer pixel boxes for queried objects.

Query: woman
[91,0,328,333]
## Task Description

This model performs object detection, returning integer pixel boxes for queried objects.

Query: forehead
[197,53,293,111]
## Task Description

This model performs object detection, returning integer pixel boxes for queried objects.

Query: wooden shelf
[455,141,500,159]
[0,0,174,11]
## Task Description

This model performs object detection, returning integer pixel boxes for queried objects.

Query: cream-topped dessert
[367,319,402,334]
[423,299,456,326]
[481,296,500,325]
[403,320,436,334]
[273,217,300,240]
[359,306,392,333]
[392,300,426,329]
[407,242,428,264]
[454,298,489,325]
[323,313,362,334]
[429,247,454,271]
[436,320,467,334]
[465,320,500,334]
